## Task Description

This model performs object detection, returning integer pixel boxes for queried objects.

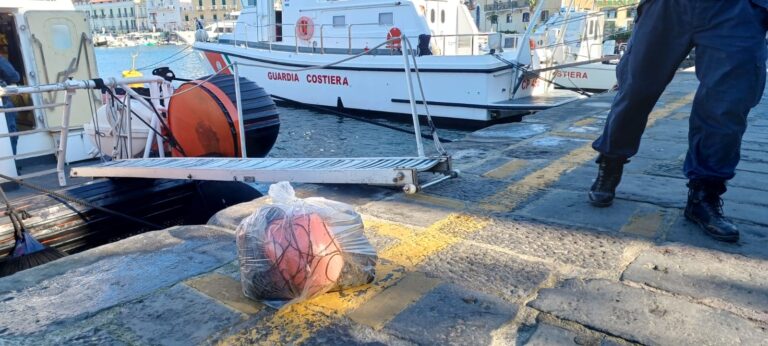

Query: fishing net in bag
[236,182,377,308]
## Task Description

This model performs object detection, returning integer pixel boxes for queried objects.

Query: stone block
[529,279,768,345]
[623,246,768,320]
[385,284,517,345]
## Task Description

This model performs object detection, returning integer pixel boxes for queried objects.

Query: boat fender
[296,16,314,41]
[529,38,536,51]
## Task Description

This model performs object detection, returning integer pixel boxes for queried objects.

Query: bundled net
[236,182,377,308]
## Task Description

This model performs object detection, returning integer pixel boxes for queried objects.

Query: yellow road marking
[620,208,666,238]
[483,159,528,179]
[363,217,417,240]
[347,272,441,330]
[185,273,263,315]
[480,93,695,212]
[220,92,695,344]
[572,117,598,127]
[223,214,488,345]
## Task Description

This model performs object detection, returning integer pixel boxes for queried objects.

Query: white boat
[177,14,239,45]
[0,0,101,181]
[534,9,619,92]
[193,0,583,124]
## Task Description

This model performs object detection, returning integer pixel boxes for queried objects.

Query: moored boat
[194,0,584,125]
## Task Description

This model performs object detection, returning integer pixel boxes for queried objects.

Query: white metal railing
[227,21,508,57]
[0,76,170,186]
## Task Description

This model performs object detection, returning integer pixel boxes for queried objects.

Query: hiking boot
[684,180,738,243]
[589,156,627,207]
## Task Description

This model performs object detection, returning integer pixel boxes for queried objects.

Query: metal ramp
[70,157,454,193]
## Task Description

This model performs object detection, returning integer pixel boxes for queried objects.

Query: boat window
[333,15,345,27]
[441,10,445,23]
[522,12,530,22]
[588,21,594,36]
[379,12,393,26]
[51,24,72,51]
[430,9,435,23]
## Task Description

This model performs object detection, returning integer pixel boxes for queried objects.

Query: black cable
[104,88,188,157]
[0,173,163,230]
[136,46,192,71]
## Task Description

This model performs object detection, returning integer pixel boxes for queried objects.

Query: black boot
[589,156,627,207]
[684,180,739,243]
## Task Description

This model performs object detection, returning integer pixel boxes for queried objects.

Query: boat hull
[194,43,572,123]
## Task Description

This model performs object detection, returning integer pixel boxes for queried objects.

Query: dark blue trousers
[593,0,768,181]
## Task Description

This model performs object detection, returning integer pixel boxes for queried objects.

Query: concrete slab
[623,245,768,322]
[529,279,768,345]
[419,242,551,302]
[111,284,244,345]
[516,188,652,232]
[524,324,579,346]
[385,284,518,346]
[464,218,637,275]
[0,226,235,336]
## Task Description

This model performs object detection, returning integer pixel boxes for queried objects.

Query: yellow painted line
[620,208,665,238]
[483,159,528,179]
[363,217,417,241]
[572,117,598,127]
[479,93,695,212]
[221,214,489,345]
[347,272,441,330]
[185,273,263,315]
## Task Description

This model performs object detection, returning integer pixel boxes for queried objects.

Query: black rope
[103,88,188,157]
[0,173,163,230]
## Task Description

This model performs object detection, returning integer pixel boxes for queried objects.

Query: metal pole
[56,90,74,186]
[233,62,248,158]
[126,93,133,158]
[401,36,425,158]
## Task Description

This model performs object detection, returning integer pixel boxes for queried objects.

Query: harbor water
[94,46,469,159]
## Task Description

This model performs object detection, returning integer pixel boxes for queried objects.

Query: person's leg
[683,0,768,242]
[590,0,694,206]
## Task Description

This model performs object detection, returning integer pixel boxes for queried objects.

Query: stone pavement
[1,72,768,345]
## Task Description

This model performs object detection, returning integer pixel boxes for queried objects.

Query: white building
[74,0,139,34]
[146,0,184,32]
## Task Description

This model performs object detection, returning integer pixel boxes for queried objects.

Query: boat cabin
[0,0,98,181]
[232,0,483,56]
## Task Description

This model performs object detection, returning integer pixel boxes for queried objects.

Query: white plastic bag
[236,182,377,308]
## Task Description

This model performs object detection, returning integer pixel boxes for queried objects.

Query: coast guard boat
[194,0,583,124]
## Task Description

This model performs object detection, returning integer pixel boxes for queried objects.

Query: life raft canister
[296,16,314,41]
[386,27,402,49]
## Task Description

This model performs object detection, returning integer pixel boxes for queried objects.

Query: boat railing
[0,77,171,186]
[230,22,512,57]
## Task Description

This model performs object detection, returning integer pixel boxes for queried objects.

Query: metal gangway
[2,36,456,193]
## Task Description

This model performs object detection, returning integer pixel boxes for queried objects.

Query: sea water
[94,46,467,159]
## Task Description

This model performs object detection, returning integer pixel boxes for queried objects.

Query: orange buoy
[296,16,315,41]
[387,27,402,50]
[167,75,279,158]
[263,212,344,298]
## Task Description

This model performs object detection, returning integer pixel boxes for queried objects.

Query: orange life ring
[296,16,314,41]
[387,27,402,49]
